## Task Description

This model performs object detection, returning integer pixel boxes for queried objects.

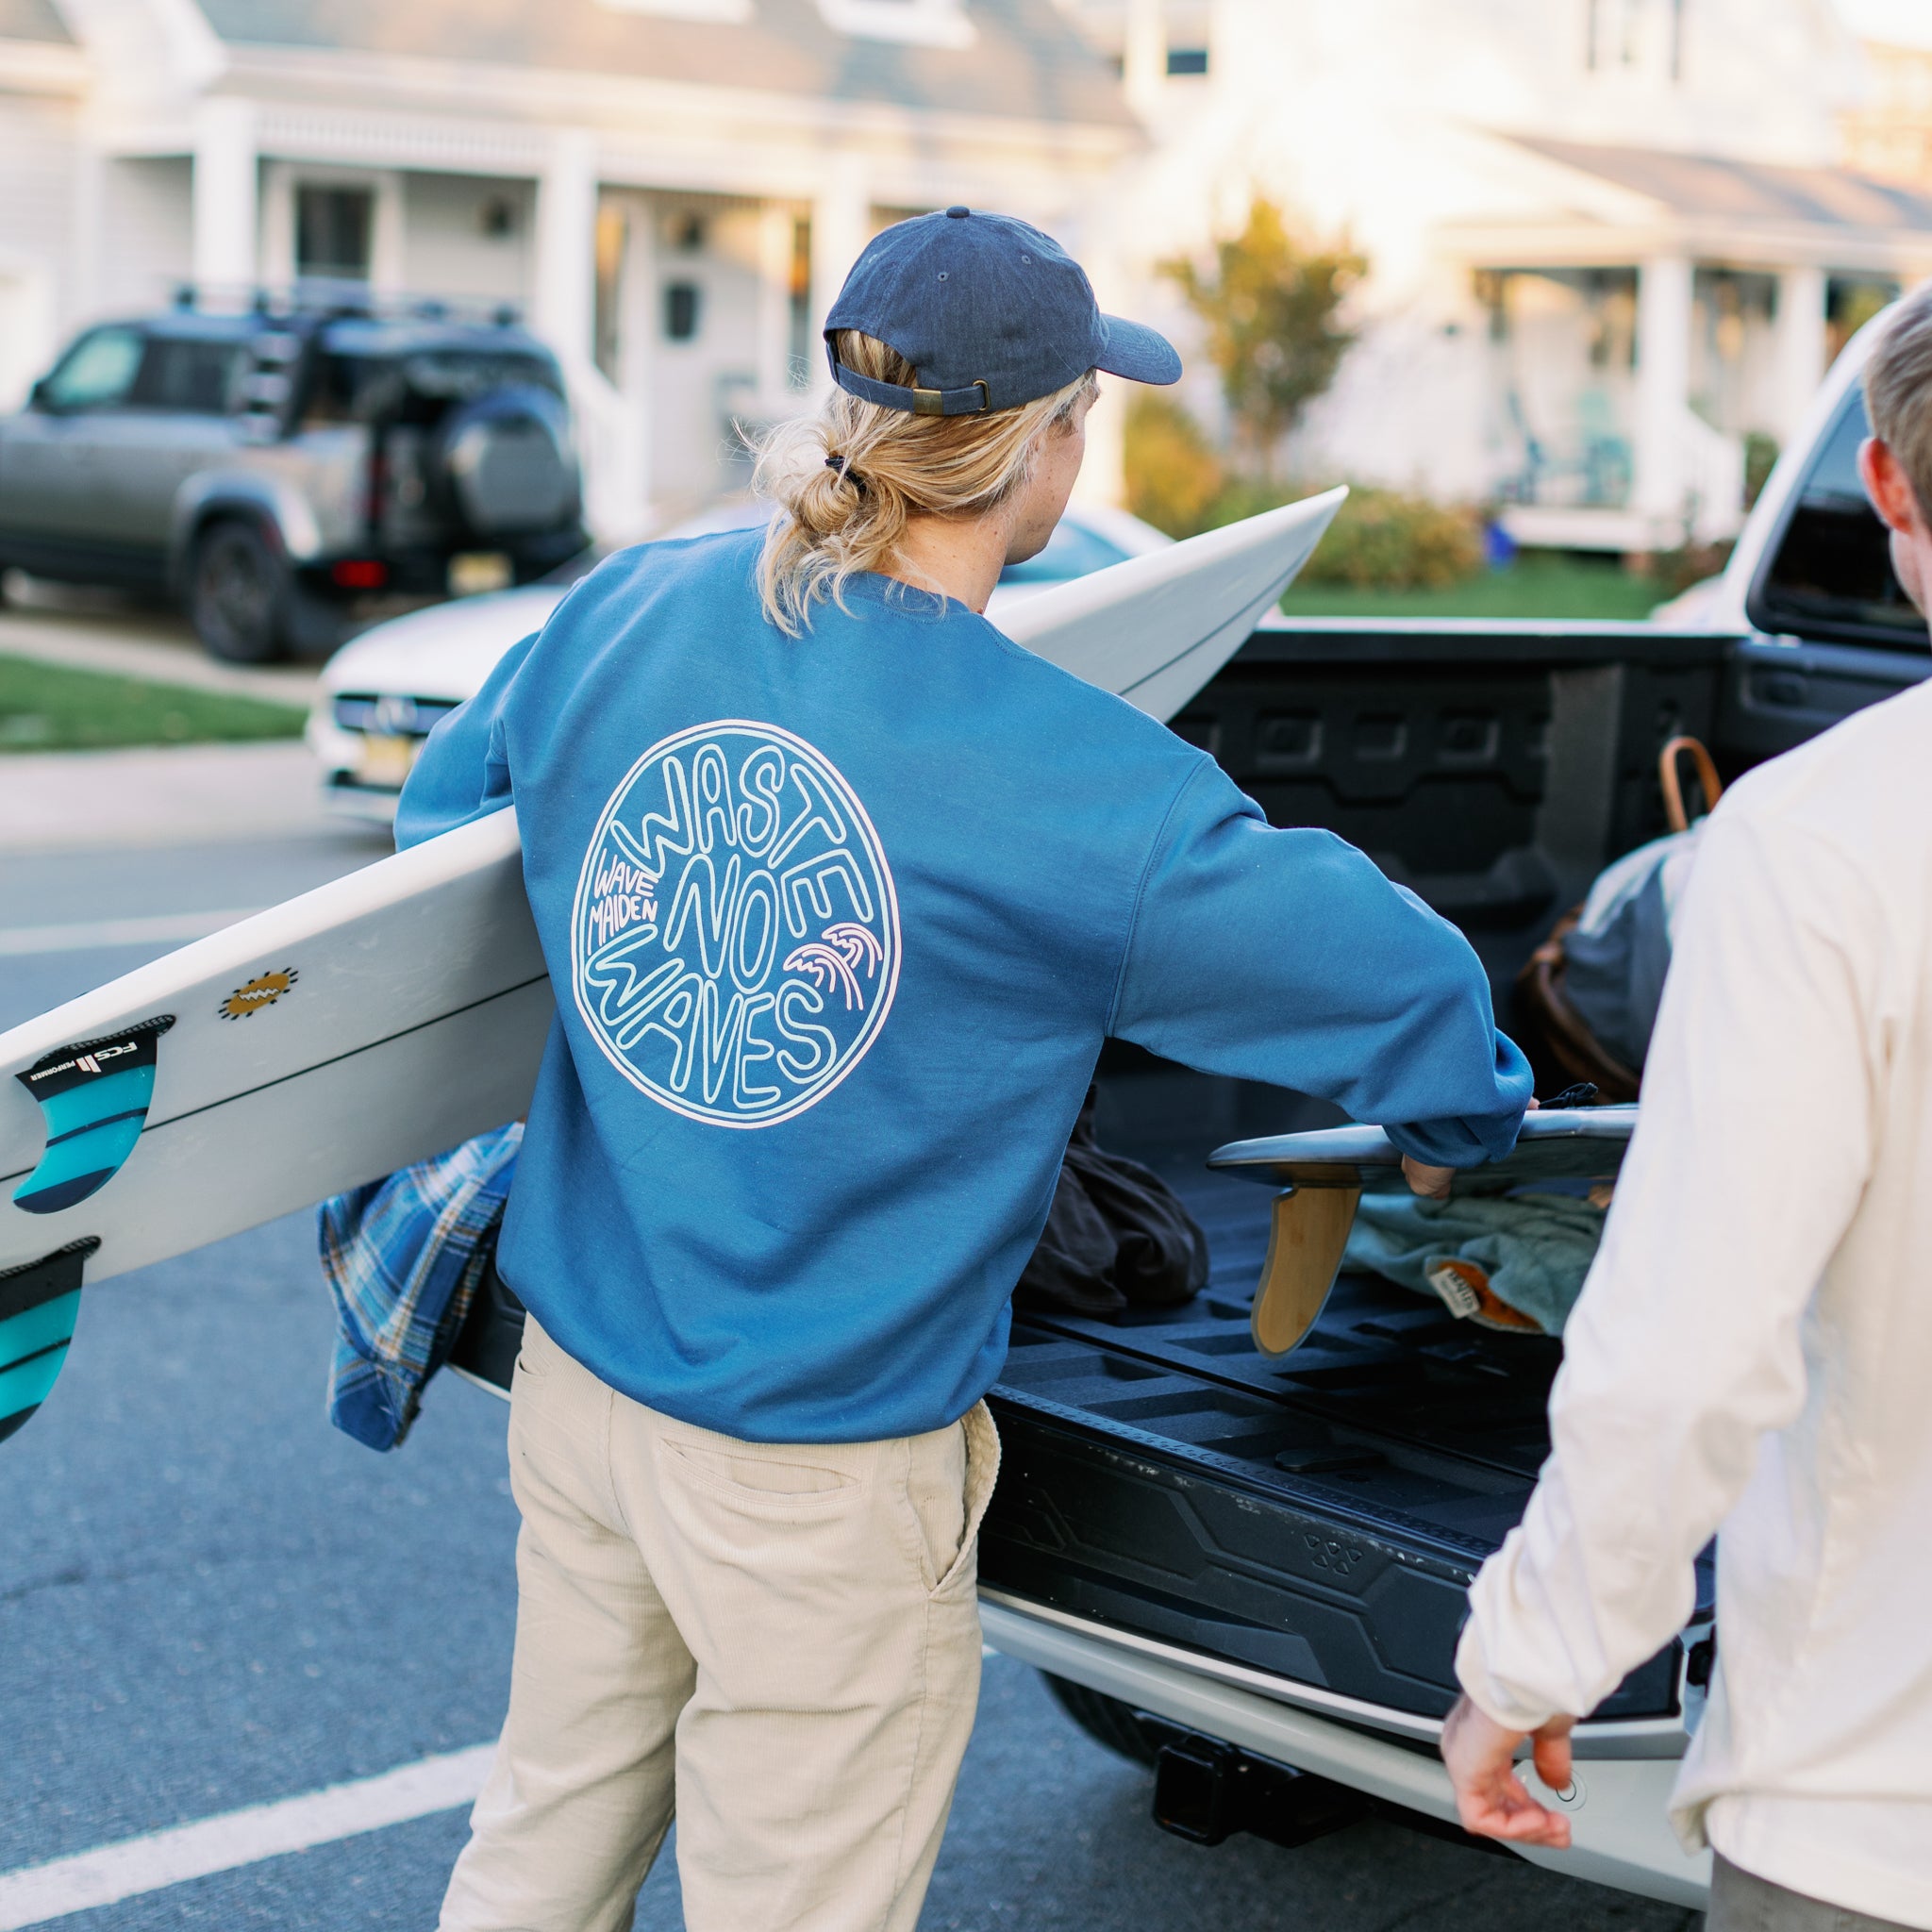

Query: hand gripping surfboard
[1208,1105,1637,1357]
[0,489,1344,1442]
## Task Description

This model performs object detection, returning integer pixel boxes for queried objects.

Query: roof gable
[193,0,1135,128]
[1515,136,1932,233]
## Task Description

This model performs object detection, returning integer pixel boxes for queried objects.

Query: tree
[1159,198,1365,485]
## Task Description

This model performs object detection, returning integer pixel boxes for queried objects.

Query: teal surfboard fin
[0,1239,99,1444]
[12,1017,175,1215]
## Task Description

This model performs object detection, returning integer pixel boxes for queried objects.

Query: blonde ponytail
[750,331,1096,636]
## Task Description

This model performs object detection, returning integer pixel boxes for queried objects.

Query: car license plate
[449,551,512,596]
[355,733,419,789]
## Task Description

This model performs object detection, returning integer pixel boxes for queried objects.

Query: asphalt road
[0,806,1703,1931]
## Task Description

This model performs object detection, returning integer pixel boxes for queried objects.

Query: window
[297,185,375,283]
[1751,387,1925,652]
[594,203,628,385]
[39,326,144,411]
[1166,46,1208,75]
[1826,276,1899,369]
[789,214,812,390]
[1585,0,1685,81]
[130,337,245,415]
[300,342,563,427]
[664,283,702,342]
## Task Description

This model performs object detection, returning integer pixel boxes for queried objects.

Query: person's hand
[1401,1098,1538,1199]
[1402,1156,1454,1199]
[1440,1693,1575,1848]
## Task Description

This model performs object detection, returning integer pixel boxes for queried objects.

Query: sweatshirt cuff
[1453,1618,1563,1736]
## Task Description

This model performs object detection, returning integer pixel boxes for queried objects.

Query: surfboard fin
[11,1017,175,1215]
[0,1239,99,1444]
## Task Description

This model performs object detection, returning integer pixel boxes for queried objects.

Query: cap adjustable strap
[828,352,991,417]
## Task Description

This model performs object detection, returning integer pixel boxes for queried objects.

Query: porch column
[1631,254,1693,530]
[757,199,798,407]
[1773,265,1828,444]
[1124,0,1167,120]
[192,97,258,303]
[1074,226,1130,508]
[533,129,598,368]
[808,155,870,395]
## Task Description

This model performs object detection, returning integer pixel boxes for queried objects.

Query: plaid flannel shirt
[318,1124,523,1451]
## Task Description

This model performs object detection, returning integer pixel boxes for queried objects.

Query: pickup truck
[448,316,1926,1910]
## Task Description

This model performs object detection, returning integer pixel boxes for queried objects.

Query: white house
[4,0,1925,551]
[1073,0,1932,549]
[0,0,1140,537]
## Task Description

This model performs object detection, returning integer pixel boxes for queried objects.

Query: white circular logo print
[571,720,901,1128]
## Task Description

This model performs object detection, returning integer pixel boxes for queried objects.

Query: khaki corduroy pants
[439,1316,1000,1932]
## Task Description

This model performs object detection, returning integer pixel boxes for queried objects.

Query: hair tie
[824,453,867,494]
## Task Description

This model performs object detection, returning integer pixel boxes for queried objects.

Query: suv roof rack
[163,282,526,329]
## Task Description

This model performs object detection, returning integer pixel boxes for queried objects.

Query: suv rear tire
[1041,1674,1161,1767]
[189,519,291,663]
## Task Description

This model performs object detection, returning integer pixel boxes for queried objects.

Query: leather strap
[828,353,991,417]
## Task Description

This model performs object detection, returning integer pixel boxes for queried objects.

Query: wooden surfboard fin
[1249,1174,1362,1358]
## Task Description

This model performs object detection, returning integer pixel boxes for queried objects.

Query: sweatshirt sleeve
[1109,758,1532,1164]
[1456,806,1880,1731]
[391,631,540,853]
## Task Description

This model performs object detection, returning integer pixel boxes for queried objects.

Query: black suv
[0,298,589,661]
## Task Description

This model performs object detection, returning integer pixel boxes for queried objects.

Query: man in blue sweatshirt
[403,208,1531,1932]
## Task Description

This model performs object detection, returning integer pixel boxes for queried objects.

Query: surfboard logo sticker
[570,721,901,1129]
[219,968,298,1021]
[0,1239,98,1444]
[11,1017,175,1214]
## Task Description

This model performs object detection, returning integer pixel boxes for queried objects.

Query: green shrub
[1124,393,1225,539]
[1122,392,1482,590]
[1296,486,1484,590]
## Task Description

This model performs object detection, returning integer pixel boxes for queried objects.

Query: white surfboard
[0,490,1343,1441]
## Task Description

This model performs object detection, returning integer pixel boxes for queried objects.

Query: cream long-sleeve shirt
[1456,676,1932,1929]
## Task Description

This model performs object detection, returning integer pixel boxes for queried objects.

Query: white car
[307,500,1171,819]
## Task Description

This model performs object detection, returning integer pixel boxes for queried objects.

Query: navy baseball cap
[824,207,1180,417]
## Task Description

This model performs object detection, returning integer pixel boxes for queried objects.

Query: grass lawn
[0,654,308,754]
[1276,550,1676,622]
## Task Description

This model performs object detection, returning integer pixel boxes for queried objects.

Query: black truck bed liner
[980,1162,1708,1726]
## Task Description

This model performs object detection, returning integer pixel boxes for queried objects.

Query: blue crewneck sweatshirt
[398,530,1530,1441]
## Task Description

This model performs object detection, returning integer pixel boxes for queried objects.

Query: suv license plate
[356,734,419,789]
[449,551,512,596]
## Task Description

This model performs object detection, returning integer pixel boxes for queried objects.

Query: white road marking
[0,908,259,957]
[0,1742,495,1929]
